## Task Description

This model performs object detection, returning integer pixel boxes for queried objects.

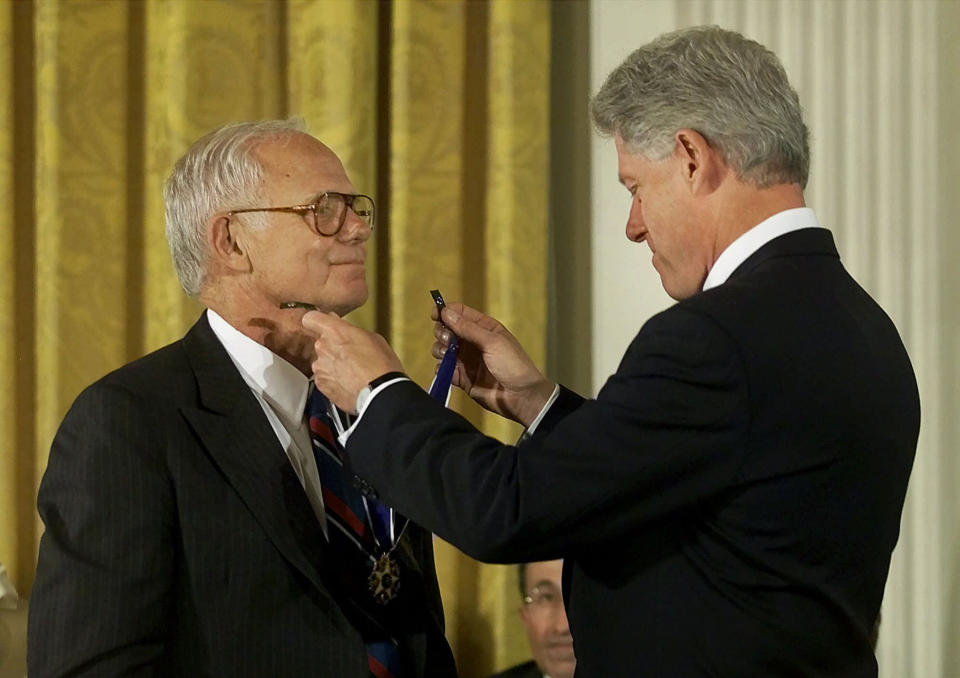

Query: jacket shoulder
[93,336,194,397]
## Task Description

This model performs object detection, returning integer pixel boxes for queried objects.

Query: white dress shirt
[702,206,822,290]
[207,309,329,537]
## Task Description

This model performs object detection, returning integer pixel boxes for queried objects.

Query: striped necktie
[306,387,406,678]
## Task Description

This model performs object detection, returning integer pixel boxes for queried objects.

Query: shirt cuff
[524,384,560,437]
[338,377,410,446]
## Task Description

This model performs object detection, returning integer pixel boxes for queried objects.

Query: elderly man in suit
[301,26,919,677]
[28,120,457,677]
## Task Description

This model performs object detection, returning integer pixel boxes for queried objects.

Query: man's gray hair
[591,26,809,189]
[163,118,307,297]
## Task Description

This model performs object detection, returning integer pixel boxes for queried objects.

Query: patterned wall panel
[33,0,131,477]
[0,0,17,583]
[142,0,286,351]
[4,6,554,675]
[287,0,380,332]
[476,3,551,668]
[481,0,550,447]
[389,0,467,385]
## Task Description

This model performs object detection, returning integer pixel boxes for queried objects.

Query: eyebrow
[530,579,560,592]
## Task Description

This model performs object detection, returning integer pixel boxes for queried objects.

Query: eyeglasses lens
[313,194,340,235]
[350,195,375,228]
[312,194,375,235]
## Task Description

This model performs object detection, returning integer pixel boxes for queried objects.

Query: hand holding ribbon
[429,301,556,428]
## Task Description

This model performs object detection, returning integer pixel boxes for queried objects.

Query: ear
[674,128,723,195]
[209,214,250,273]
[518,605,529,625]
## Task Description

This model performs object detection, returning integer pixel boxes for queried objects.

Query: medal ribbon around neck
[320,399,409,604]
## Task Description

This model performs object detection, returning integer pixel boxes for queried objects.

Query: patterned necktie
[306,387,406,678]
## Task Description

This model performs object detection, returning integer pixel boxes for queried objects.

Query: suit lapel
[180,315,331,598]
[179,314,394,637]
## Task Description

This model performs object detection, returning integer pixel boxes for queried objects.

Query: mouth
[545,642,575,659]
[329,245,366,266]
[545,652,576,668]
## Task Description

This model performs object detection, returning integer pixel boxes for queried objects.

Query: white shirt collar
[703,207,823,291]
[206,309,311,430]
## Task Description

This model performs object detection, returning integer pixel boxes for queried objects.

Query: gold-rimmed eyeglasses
[523,585,564,617]
[227,192,375,237]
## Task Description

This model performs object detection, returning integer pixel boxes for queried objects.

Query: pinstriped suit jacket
[28,314,457,677]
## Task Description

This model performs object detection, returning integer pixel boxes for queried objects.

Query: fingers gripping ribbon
[428,290,459,406]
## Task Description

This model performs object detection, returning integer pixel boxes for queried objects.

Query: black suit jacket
[344,229,919,677]
[28,314,457,677]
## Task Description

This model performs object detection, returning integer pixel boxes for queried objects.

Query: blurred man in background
[489,560,575,678]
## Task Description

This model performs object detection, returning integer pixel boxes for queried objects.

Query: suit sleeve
[28,381,174,677]
[345,307,751,563]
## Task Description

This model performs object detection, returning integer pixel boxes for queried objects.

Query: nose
[338,208,373,244]
[625,197,646,243]
[550,604,571,635]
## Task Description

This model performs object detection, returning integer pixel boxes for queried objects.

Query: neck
[231,313,316,376]
[201,285,315,376]
[709,181,805,266]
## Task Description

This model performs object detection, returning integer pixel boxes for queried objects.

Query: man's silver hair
[591,26,809,189]
[163,118,307,297]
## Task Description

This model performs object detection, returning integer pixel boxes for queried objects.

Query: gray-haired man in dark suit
[300,27,917,678]
[29,120,457,678]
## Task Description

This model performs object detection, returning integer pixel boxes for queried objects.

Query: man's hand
[302,311,404,414]
[432,302,555,427]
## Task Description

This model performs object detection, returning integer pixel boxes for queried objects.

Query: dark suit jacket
[28,314,457,677]
[487,659,542,678]
[345,229,919,677]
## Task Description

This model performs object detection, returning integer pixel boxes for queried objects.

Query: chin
[659,276,681,301]
[332,286,369,317]
[292,273,369,316]
[662,275,696,301]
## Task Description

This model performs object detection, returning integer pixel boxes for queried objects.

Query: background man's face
[519,560,576,678]
[616,136,712,300]
[235,133,372,317]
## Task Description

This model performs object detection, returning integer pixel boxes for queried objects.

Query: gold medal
[368,553,400,605]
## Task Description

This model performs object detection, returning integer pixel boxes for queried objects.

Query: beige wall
[588,1,676,392]
[937,4,960,677]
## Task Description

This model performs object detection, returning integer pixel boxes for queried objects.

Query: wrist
[515,379,557,428]
[356,371,408,413]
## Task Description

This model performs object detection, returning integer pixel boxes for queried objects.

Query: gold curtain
[0,0,549,675]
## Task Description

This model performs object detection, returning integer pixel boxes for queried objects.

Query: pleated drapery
[0,1,549,674]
